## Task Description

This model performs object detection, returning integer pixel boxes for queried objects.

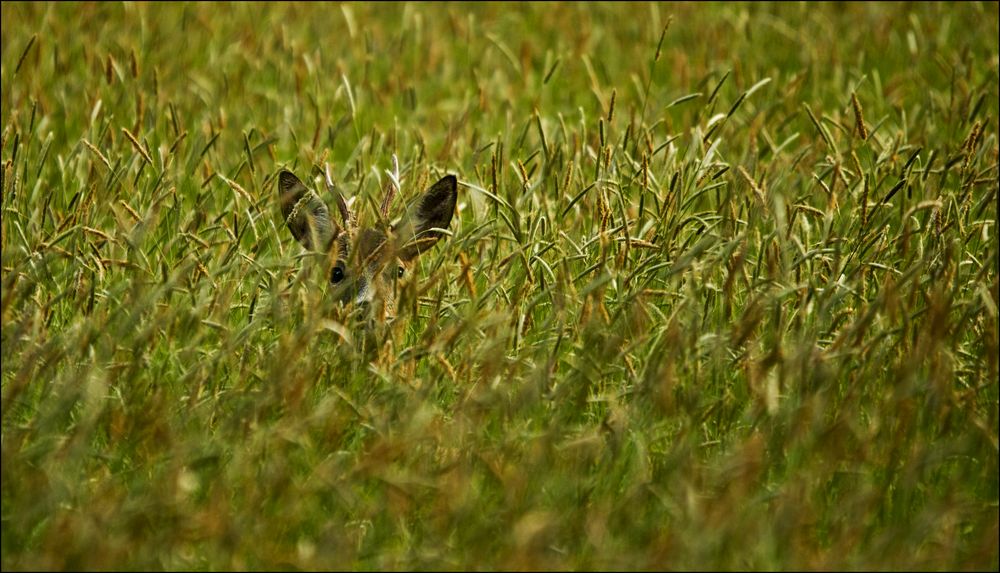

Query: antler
[324,162,353,228]
[379,154,400,220]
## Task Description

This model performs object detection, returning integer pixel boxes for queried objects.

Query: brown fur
[278,168,458,322]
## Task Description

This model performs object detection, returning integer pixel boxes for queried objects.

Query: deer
[277,164,457,324]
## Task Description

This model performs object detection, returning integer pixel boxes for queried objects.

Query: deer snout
[353,278,374,306]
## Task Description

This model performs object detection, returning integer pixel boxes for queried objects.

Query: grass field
[2,2,998,570]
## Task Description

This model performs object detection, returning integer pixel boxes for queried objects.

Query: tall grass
[2,2,998,570]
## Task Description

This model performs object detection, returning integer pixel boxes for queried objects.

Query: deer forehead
[343,227,399,268]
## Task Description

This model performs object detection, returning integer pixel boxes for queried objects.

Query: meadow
[2,2,998,570]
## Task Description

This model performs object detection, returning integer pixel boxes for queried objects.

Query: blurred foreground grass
[2,2,998,570]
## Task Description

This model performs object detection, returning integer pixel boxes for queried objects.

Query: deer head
[277,166,457,322]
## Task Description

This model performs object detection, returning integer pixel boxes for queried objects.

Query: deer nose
[354,284,373,310]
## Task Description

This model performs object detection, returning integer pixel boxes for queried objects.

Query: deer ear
[394,174,457,261]
[278,170,336,251]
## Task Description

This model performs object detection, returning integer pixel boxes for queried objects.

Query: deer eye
[397,265,405,278]
[331,265,345,284]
